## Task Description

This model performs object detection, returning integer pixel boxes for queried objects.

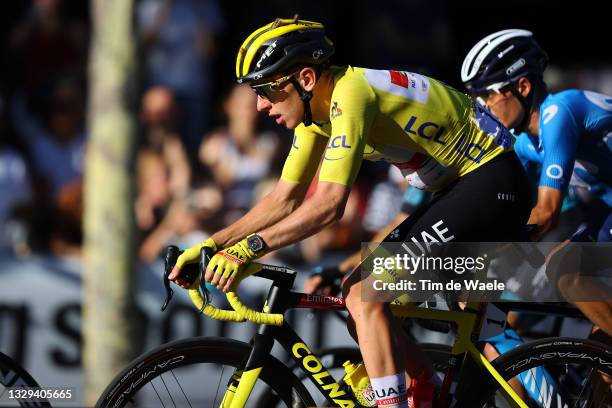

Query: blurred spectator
[136,85,229,261]
[135,149,173,234]
[139,86,191,196]
[361,166,406,234]
[199,84,281,223]
[135,147,223,262]
[48,178,82,257]
[134,146,221,260]
[0,97,33,254]
[9,0,86,99]
[138,187,222,263]
[137,0,224,153]
[10,77,86,199]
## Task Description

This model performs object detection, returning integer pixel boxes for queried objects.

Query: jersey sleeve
[513,134,533,169]
[280,125,328,184]
[318,72,377,185]
[539,102,580,191]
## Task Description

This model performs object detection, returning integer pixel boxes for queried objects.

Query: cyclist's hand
[304,274,325,294]
[205,239,257,292]
[304,266,343,295]
[169,238,216,287]
[574,168,612,206]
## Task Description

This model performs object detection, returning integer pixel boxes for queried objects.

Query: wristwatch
[246,233,267,254]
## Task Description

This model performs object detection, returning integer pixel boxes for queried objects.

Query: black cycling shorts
[347,152,534,304]
[384,152,533,244]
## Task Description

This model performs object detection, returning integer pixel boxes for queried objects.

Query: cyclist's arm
[211,179,310,248]
[211,127,328,248]
[260,180,352,251]
[529,103,580,239]
[528,187,564,240]
[259,72,376,252]
[513,134,540,172]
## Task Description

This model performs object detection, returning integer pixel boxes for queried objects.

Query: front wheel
[471,337,612,407]
[0,352,51,408]
[96,337,315,408]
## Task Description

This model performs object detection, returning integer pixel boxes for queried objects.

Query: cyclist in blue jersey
[461,28,612,346]
[461,29,612,243]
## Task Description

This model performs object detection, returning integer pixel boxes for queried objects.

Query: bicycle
[0,351,51,407]
[96,246,612,407]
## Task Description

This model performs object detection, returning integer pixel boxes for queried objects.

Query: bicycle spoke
[170,369,194,408]
[572,366,593,408]
[212,364,226,407]
[159,374,177,408]
[149,380,167,408]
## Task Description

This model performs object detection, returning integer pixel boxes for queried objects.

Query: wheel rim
[483,361,611,407]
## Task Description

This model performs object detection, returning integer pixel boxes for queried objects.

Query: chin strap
[290,77,313,126]
[509,75,541,134]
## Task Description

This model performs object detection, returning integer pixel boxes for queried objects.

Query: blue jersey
[514,90,612,206]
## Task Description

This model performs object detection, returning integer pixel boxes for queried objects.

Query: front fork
[219,367,263,408]
[218,333,273,408]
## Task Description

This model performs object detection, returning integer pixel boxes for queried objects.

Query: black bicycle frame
[231,264,361,406]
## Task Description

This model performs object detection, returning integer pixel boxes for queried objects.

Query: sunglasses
[472,81,513,102]
[250,72,297,102]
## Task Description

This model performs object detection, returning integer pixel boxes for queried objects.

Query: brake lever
[161,245,181,312]
[161,245,203,312]
[197,246,216,313]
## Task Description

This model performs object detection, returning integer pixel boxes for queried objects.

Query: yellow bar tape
[227,292,284,326]
[188,287,245,322]
[187,263,284,325]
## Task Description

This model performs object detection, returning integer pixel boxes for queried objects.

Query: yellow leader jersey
[281,66,514,192]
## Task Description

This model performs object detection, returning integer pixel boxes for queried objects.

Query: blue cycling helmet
[461,29,549,95]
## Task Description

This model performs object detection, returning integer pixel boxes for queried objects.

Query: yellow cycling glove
[208,238,257,288]
[174,237,217,271]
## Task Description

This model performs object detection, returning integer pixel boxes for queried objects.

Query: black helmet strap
[290,76,313,126]
[509,75,539,134]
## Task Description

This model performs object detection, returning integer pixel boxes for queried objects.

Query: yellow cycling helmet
[235,18,334,126]
[235,17,334,84]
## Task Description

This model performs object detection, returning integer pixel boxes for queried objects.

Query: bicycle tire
[469,337,612,407]
[0,352,51,407]
[95,337,316,408]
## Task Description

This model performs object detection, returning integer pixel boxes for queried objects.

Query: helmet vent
[498,45,515,59]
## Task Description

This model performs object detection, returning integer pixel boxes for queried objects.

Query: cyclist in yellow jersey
[283,65,515,191]
[169,18,533,408]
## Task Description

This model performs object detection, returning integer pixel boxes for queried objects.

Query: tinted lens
[250,74,294,102]
[251,86,269,99]
[473,82,512,101]
[475,91,491,101]
[252,83,286,101]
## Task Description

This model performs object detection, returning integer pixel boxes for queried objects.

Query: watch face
[248,235,264,252]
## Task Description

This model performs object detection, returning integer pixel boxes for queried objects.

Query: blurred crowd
[0,0,409,268]
[1,0,611,270]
